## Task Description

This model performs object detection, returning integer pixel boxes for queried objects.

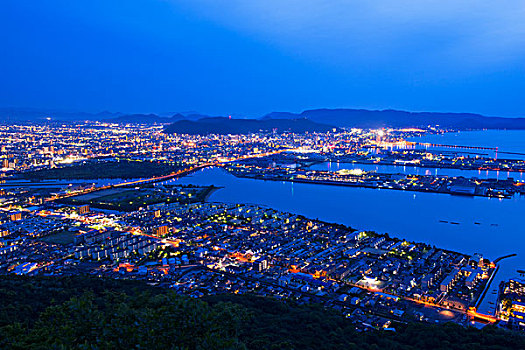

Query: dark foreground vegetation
[20,159,181,180]
[0,276,523,350]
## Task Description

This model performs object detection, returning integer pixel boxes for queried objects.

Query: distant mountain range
[0,107,122,122]
[264,109,525,129]
[163,117,339,135]
[103,113,210,124]
[0,108,209,124]
[2,107,525,130]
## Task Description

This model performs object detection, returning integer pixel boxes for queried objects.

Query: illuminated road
[46,148,292,202]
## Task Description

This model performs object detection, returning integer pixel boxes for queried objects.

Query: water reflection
[309,161,523,180]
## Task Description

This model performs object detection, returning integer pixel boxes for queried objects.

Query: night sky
[2,1,525,117]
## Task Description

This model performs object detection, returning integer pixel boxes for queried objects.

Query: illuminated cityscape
[1,121,524,333]
[3,1,525,348]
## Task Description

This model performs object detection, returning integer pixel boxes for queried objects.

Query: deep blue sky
[2,0,525,117]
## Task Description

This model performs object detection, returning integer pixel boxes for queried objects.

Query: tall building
[10,212,22,221]
[254,258,268,272]
[78,205,90,215]
[510,278,525,295]
[153,225,169,237]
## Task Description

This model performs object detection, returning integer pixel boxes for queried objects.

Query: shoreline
[323,159,525,174]
[229,172,518,200]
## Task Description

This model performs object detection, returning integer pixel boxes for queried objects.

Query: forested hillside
[0,276,523,350]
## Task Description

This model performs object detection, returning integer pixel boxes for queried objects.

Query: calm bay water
[409,130,525,160]
[168,130,525,314]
